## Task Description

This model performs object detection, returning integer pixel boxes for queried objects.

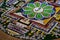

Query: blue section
[31,21,58,33]
[31,24,47,32]
[7,0,16,5]
[47,22,57,32]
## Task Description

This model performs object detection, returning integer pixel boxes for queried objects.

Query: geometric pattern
[22,1,55,20]
[0,0,60,40]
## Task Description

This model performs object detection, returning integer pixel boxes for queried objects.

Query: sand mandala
[0,0,60,40]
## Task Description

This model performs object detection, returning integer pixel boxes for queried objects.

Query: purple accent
[7,24,26,34]
[7,0,17,5]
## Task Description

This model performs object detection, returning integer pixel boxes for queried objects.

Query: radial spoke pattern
[23,2,55,20]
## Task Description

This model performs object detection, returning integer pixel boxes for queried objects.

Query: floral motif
[23,2,55,20]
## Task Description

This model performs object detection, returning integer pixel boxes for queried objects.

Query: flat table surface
[0,30,22,40]
[0,30,60,40]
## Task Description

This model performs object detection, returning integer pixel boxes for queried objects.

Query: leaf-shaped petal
[41,3,46,8]
[23,7,33,11]
[24,11,31,15]
[44,6,53,10]
[43,9,53,14]
[28,12,35,18]
[36,13,43,19]
[28,3,35,8]
[42,12,50,17]
[35,2,40,7]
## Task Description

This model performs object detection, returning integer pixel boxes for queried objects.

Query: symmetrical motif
[23,2,55,20]
[0,0,60,40]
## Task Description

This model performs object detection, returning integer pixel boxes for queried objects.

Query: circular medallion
[22,1,55,20]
